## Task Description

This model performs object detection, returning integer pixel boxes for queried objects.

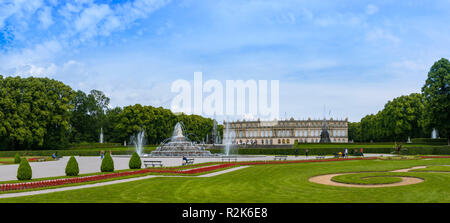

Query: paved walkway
[0,154,391,181]
[0,166,250,199]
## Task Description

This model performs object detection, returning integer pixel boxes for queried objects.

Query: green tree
[101,152,114,172]
[65,156,80,176]
[129,152,142,169]
[422,58,450,145]
[380,93,425,141]
[0,76,74,149]
[17,158,32,180]
[69,90,110,143]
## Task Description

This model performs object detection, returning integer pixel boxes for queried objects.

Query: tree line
[348,58,450,144]
[0,75,218,150]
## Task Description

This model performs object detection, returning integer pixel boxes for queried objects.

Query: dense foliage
[14,153,21,164]
[421,58,450,145]
[101,153,114,172]
[17,158,32,180]
[350,93,427,142]
[65,156,80,176]
[128,152,142,169]
[0,76,216,150]
[0,76,74,149]
[349,58,449,144]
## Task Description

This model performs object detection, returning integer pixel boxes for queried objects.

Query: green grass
[331,172,408,185]
[1,158,450,203]
[411,165,450,172]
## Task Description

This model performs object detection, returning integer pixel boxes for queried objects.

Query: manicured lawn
[411,165,450,172]
[331,172,409,185]
[1,158,450,203]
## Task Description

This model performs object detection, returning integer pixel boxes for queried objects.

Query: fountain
[150,122,213,156]
[223,121,235,156]
[130,130,146,156]
[431,128,439,139]
[99,127,104,144]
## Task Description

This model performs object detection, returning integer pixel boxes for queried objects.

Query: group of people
[334,148,365,158]
[335,148,349,158]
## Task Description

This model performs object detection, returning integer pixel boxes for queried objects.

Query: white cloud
[38,6,54,29]
[366,4,379,15]
[365,27,400,45]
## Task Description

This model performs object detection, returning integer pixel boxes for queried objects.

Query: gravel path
[308,166,429,188]
[0,154,390,181]
[0,165,249,199]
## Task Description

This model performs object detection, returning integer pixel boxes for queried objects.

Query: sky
[0,0,449,122]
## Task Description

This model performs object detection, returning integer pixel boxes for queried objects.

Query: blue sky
[1,0,449,122]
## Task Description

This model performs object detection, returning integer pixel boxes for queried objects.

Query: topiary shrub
[14,153,21,164]
[129,152,142,169]
[65,156,80,176]
[101,152,114,172]
[17,158,32,181]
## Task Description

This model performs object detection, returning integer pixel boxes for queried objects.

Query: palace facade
[224,118,348,145]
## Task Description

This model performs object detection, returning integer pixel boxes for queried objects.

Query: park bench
[274,155,288,161]
[143,160,163,168]
[182,158,195,166]
[316,154,325,159]
[221,156,238,162]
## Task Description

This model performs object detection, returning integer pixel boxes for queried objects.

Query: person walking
[344,148,348,158]
[360,148,364,157]
[100,150,104,160]
[294,149,299,157]
[305,149,309,158]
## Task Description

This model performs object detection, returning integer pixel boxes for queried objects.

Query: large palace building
[224,118,348,145]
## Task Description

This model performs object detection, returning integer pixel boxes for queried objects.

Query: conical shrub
[65,156,80,176]
[101,152,114,172]
[129,152,142,169]
[17,158,32,180]
[14,153,21,164]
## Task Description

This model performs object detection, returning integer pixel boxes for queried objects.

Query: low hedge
[411,138,447,145]
[0,148,156,157]
[208,146,450,155]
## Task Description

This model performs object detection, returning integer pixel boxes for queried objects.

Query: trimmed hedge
[0,148,156,157]
[101,153,114,172]
[17,158,32,180]
[14,153,21,164]
[129,152,142,169]
[65,156,80,176]
[411,138,447,145]
[207,146,450,155]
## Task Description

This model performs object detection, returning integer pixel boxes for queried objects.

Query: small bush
[65,156,80,176]
[17,158,32,181]
[101,153,114,172]
[129,152,142,169]
[14,153,21,164]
